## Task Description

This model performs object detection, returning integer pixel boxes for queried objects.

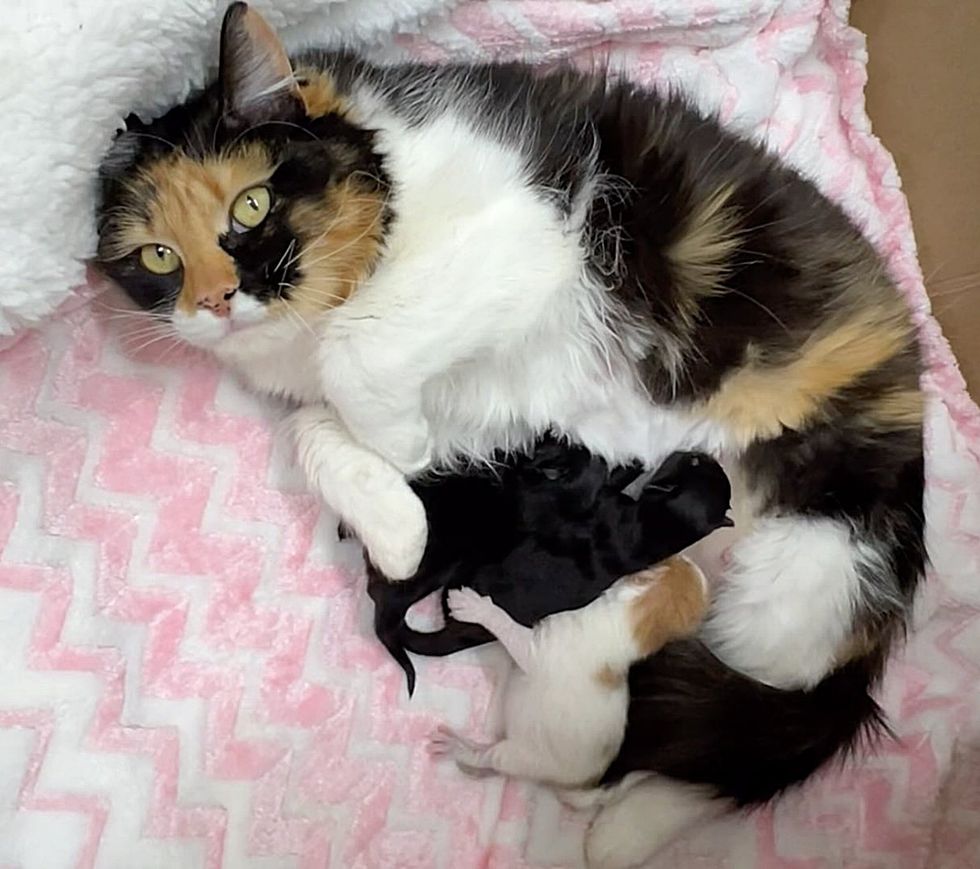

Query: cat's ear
[100,114,150,181]
[219,2,304,130]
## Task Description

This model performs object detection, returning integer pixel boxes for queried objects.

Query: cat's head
[95,3,387,349]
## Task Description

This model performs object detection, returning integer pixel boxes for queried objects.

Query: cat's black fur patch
[367,437,733,696]
[601,639,889,805]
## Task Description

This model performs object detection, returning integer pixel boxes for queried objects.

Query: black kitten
[367,438,732,695]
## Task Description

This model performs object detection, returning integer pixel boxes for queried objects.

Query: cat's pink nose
[197,286,237,318]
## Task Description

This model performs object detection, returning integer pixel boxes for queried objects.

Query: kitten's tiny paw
[428,725,461,758]
[448,587,491,624]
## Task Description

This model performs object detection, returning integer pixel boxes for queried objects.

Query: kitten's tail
[378,627,418,698]
[398,620,495,658]
[368,580,420,697]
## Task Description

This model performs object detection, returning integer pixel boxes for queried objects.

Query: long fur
[95,4,926,849]
[602,640,889,804]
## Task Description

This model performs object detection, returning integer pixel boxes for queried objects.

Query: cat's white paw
[448,587,492,624]
[358,482,428,580]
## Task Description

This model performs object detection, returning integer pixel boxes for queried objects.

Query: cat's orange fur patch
[833,626,880,668]
[139,148,273,313]
[703,308,914,444]
[868,388,925,429]
[594,663,625,690]
[628,557,709,657]
[296,68,350,118]
[284,176,387,316]
[667,184,740,322]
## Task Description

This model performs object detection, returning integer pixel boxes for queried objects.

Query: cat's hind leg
[585,778,721,869]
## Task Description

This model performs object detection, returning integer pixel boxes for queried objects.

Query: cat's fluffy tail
[601,639,887,803]
[581,638,888,866]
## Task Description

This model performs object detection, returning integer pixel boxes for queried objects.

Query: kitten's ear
[219,2,303,129]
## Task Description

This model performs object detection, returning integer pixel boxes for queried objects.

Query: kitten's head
[641,452,734,536]
[515,436,610,517]
[95,3,387,349]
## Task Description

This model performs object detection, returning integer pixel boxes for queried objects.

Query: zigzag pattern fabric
[2,1,979,866]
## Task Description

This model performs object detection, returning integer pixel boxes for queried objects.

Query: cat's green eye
[139,244,181,275]
[231,186,272,230]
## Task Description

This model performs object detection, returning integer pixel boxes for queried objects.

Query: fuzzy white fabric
[0,0,456,338]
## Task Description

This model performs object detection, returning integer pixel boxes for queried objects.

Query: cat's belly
[423,350,738,470]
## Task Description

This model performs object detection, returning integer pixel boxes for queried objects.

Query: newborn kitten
[368,440,732,694]
[428,557,708,789]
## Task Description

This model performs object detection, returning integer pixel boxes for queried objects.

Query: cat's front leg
[318,333,433,475]
[315,194,583,474]
[289,404,427,579]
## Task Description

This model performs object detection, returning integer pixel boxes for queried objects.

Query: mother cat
[95,4,925,866]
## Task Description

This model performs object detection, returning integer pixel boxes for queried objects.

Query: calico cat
[368,439,732,695]
[94,4,925,865]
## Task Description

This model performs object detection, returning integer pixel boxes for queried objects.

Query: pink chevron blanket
[2,1,979,867]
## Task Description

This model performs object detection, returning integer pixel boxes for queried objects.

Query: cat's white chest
[215,316,324,403]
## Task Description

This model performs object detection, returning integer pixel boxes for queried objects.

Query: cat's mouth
[172,291,272,348]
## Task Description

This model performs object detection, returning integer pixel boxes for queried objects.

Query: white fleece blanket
[0,0,453,337]
[2,1,979,868]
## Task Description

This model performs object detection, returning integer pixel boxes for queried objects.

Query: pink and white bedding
[2,1,979,866]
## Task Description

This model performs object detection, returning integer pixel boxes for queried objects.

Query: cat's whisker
[128,131,180,151]
[933,286,980,317]
[299,275,362,289]
[92,299,160,317]
[155,336,189,366]
[227,118,324,154]
[281,211,350,271]
[274,237,297,274]
[920,260,958,287]
[279,283,348,306]
[297,215,386,273]
[720,287,792,335]
[117,327,176,345]
[926,273,980,297]
[97,310,171,327]
[98,313,161,328]
[116,318,177,338]
[930,285,980,302]
[283,196,390,272]
[282,302,317,338]
[285,269,363,287]
[288,290,348,308]
[122,331,180,356]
